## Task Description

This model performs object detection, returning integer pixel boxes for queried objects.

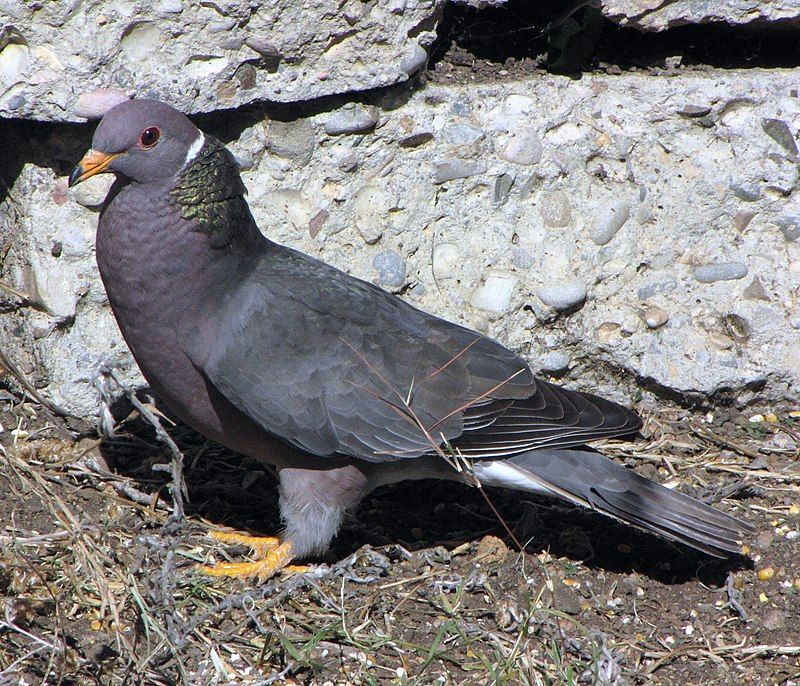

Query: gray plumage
[69,100,753,564]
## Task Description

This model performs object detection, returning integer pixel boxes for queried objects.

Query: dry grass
[1,391,799,685]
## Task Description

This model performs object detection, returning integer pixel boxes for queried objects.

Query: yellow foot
[200,531,298,582]
[208,531,280,557]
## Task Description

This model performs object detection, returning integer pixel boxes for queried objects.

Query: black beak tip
[67,164,83,188]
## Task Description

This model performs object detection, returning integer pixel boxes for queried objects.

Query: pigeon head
[69,99,204,187]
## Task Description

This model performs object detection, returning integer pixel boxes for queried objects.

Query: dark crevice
[428,0,800,81]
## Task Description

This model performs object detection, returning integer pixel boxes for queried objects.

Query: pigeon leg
[200,532,307,581]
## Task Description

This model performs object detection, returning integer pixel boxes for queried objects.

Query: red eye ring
[140,126,160,148]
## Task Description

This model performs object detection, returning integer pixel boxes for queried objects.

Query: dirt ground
[1,387,798,685]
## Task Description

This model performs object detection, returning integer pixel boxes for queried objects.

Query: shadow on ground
[100,413,750,589]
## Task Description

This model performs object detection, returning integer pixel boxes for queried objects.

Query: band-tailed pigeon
[69,100,752,579]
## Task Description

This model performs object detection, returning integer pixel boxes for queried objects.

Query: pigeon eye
[140,127,160,148]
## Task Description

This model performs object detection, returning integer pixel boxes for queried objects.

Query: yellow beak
[68,149,122,187]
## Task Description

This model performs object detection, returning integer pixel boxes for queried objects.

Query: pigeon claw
[200,532,298,582]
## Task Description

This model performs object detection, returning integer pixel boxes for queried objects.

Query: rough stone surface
[0,0,442,121]
[2,70,800,419]
[599,0,800,30]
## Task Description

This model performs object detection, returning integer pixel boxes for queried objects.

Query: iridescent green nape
[169,135,252,248]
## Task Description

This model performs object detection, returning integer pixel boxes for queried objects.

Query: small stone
[762,609,786,631]
[74,88,129,119]
[157,0,182,11]
[762,118,798,157]
[265,120,315,162]
[338,153,359,172]
[399,131,434,148]
[432,242,460,280]
[443,123,485,146]
[536,278,587,311]
[235,63,257,90]
[677,104,712,118]
[540,351,570,373]
[494,173,515,205]
[400,44,428,75]
[693,262,748,283]
[757,567,775,581]
[498,128,543,165]
[637,277,678,301]
[7,93,25,110]
[70,174,114,208]
[308,210,328,238]
[470,270,518,316]
[595,322,621,344]
[476,535,508,564]
[244,37,281,58]
[708,333,734,351]
[434,160,487,184]
[208,18,235,32]
[733,209,756,232]
[372,250,406,290]
[324,105,379,136]
[540,190,572,227]
[353,184,394,245]
[756,531,774,549]
[51,241,62,258]
[590,200,630,245]
[511,247,533,269]
[643,306,668,329]
[730,181,761,202]
[777,217,800,242]
[742,276,770,301]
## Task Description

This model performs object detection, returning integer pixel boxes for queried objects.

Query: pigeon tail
[472,448,754,557]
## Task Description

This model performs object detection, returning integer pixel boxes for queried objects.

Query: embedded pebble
[372,250,406,290]
[120,22,161,62]
[434,160,487,184]
[266,120,315,162]
[777,217,800,242]
[353,184,394,244]
[743,276,770,301]
[338,153,359,172]
[708,332,734,351]
[74,88,129,119]
[0,42,29,81]
[324,105,378,136]
[730,180,761,202]
[244,37,281,58]
[399,131,434,148]
[733,209,756,232]
[511,247,533,269]
[643,306,668,329]
[157,0,182,10]
[590,200,630,245]
[762,118,798,156]
[536,278,587,311]
[677,104,712,118]
[400,44,427,75]
[494,173,515,205]
[70,174,114,208]
[308,210,328,238]
[442,123,485,146]
[470,270,518,316]
[539,351,570,373]
[637,277,678,301]
[540,190,572,227]
[693,262,748,283]
[498,128,542,165]
[432,242,460,279]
